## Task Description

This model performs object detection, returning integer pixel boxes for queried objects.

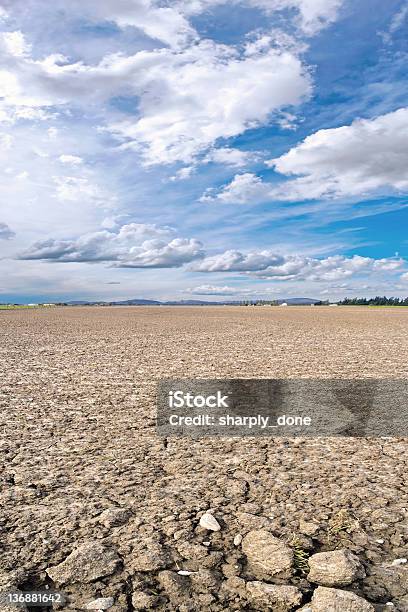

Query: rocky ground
[0,306,407,611]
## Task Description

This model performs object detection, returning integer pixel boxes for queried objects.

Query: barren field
[1,306,407,611]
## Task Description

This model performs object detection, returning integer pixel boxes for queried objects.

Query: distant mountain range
[66,297,323,306]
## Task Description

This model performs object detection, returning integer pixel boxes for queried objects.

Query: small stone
[46,542,120,585]
[308,549,365,586]
[131,591,158,610]
[242,530,293,579]
[234,534,243,546]
[391,558,407,566]
[199,513,221,531]
[84,597,114,610]
[246,582,302,611]
[98,508,131,528]
[311,586,375,611]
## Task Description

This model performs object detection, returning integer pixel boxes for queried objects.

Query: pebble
[391,558,407,566]
[199,513,221,531]
[233,534,243,546]
[84,597,114,610]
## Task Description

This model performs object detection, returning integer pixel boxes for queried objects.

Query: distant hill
[114,299,161,305]
[65,297,321,306]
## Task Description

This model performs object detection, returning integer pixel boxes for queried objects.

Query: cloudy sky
[0,0,407,302]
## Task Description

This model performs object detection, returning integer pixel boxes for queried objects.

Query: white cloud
[185,284,238,295]
[193,250,406,281]
[177,0,343,35]
[2,30,31,57]
[0,133,13,149]
[53,176,109,205]
[0,222,15,240]
[201,172,266,203]
[18,223,204,268]
[206,108,408,203]
[107,40,311,165]
[58,154,83,165]
[117,237,204,268]
[382,3,408,43]
[169,166,195,181]
[204,147,259,167]
[269,107,408,200]
[71,0,196,49]
[0,29,311,166]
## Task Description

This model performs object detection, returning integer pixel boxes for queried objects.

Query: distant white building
[280,302,288,307]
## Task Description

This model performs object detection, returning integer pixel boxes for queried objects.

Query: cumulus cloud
[18,223,204,268]
[205,108,408,203]
[107,40,311,165]
[192,250,406,281]
[0,27,311,165]
[268,107,408,200]
[201,172,266,203]
[0,221,15,239]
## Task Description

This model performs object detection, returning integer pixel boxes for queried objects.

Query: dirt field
[1,306,407,611]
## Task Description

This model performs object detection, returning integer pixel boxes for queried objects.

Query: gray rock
[308,549,365,586]
[98,507,131,528]
[46,542,120,585]
[84,597,115,610]
[246,581,302,611]
[242,530,293,579]
[311,586,375,611]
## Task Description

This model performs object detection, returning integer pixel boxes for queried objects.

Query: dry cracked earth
[0,306,407,611]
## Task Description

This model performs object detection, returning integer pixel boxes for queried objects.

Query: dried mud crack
[1,306,407,611]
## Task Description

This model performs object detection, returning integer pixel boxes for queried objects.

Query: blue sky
[0,0,407,302]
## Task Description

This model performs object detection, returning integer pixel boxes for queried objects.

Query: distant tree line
[338,296,408,306]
